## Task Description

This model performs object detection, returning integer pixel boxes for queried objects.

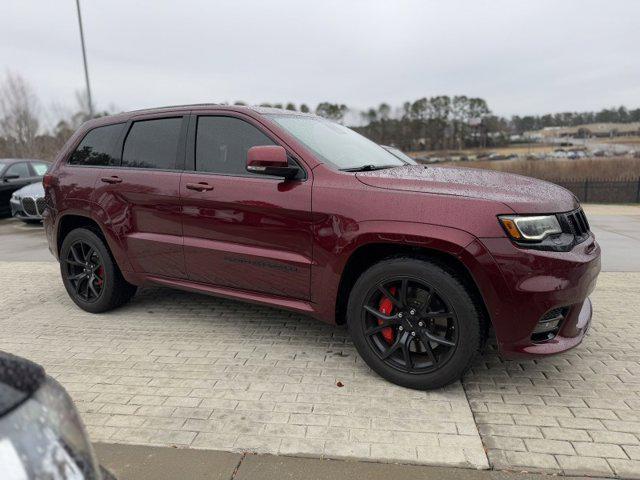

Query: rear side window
[122,118,183,170]
[32,163,49,175]
[196,116,275,175]
[69,124,123,166]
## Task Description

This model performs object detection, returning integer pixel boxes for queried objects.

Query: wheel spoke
[84,246,96,263]
[73,276,84,295]
[380,335,403,360]
[418,290,433,315]
[425,312,453,321]
[422,329,455,347]
[398,279,408,307]
[70,244,84,265]
[68,272,86,281]
[363,305,399,322]
[377,285,401,309]
[400,333,414,371]
[82,276,90,299]
[418,331,438,365]
[88,277,100,298]
[365,320,401,336]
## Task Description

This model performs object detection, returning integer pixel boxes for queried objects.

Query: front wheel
[60,228,137,313]
[347,257,482,390]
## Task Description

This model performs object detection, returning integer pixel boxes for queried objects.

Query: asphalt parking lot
[1,205,640,478]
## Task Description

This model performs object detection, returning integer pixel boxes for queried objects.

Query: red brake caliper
[96,266,104,287]
[378,286,396,344]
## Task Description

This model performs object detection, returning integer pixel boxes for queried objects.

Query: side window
[122,118,183,170]
[196,116,276,175]
[31,162,50,176]
[5,162,30,178]
[68,123,123,166]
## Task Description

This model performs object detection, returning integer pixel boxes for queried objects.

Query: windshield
[268,115,404,170]
[383,146,418,165]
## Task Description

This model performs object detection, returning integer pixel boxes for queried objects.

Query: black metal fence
[552,178,640,203]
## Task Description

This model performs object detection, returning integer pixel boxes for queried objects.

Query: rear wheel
[60,228,136,313]
[347,257,481,390]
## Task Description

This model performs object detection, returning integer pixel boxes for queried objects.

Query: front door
[181,114,312,300]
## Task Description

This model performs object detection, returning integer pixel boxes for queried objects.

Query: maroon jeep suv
[43,105,600,390]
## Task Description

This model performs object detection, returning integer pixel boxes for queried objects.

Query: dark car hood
[356,165,578,213]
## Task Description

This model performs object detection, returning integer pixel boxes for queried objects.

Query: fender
[55,202,135,274]
[309,219,480,323]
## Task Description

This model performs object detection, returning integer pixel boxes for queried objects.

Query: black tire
[346,257,482,390]
[60,228,137,313]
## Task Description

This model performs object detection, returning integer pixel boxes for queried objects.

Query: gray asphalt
[1,214,639,272]
[589,214,640,272]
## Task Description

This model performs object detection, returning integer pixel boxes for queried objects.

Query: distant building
[525,122,640,139]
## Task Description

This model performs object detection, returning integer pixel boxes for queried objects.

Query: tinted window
[31,162,50,175]
[196,116,275,175]
[69,124,122,166]
[122,118,183,169]
[5,162,30,178]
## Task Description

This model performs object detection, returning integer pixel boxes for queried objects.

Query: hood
[13,181,44,198]
[356,165,578,213]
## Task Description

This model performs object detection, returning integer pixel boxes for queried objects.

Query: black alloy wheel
[64,240,105,303]
[60,228,137,313]
[362,276,458,374]
[347,257,482,390]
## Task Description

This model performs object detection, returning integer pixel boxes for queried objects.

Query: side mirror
[247,145,299,180]
[3,174,19,182]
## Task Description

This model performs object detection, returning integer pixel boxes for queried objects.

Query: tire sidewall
[347,259,480,390]
[59,228,118,314]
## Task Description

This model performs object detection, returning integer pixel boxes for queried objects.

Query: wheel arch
[56,210,134,274]
[335,241,491,338]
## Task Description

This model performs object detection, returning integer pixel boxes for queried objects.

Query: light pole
[75,0,93,117]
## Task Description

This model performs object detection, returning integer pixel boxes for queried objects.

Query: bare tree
[0,71,41,158]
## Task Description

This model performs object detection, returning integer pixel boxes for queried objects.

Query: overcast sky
[2,0,638,123]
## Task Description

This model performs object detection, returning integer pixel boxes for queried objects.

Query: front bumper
[470,234,600,358]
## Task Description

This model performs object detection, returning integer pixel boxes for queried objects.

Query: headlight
[499,215,562,241]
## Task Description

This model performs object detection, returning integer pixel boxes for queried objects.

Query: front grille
[22,198,37,216]
[558,208,590,237]
[36,197,46,215]
[20,197,45,217]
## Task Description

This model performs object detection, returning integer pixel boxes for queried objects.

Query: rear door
[94,114,188,279]
[180,113,313,299]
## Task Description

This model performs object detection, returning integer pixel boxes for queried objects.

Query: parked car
[0,351,113,479]
[43,106,600,390]
[0,159,50,217]
[10,181,46,223]
[381,145,418,164]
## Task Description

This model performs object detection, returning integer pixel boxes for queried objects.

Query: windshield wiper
[340,164,396,172]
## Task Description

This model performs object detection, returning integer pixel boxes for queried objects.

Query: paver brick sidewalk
[0,261,487,469]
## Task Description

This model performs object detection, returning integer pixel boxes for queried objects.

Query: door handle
[100,176,123,184]
[185,182,214,192]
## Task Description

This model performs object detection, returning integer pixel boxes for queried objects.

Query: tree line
[1,71,638,160]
